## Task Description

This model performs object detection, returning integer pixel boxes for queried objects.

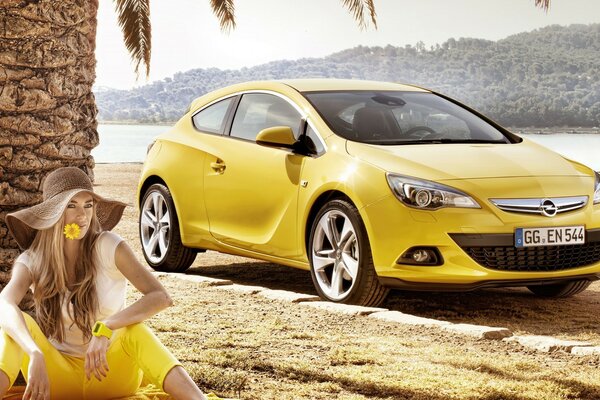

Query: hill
[95,24,600,127]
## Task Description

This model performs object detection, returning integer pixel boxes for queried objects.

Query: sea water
[92,124,600,170]
[93,124,169,163]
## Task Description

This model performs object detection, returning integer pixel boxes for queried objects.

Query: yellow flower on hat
[63,223,81,240]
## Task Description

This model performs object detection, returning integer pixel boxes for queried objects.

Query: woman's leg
[0,313,84,399]
[163,366,208,400]
[115,323,207,400]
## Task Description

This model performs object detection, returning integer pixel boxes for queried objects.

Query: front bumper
[362,192,600,287]
[450,229,600,272]
[379,273,600,291]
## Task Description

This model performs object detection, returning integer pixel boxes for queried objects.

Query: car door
[203,92,305,257]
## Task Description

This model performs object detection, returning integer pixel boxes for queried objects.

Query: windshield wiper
[389,138,508,145]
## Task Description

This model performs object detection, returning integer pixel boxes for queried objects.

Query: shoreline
[97,121,600,135]
[99,120,174,126]
[510,127,600,135]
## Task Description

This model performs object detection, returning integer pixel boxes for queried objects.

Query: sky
[95,0,600,90]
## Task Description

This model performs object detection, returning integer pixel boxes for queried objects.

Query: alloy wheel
[140,190,171,263]
[311,210,359,300]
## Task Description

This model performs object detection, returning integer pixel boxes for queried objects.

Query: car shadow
[187,259,600,341]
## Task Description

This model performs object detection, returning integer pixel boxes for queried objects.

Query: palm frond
[534,0,550,11]
[340,0,377,30]
[210,0,236,32]
[113,0,152,77]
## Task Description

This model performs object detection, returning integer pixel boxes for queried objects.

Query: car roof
[278,79,429,92]
[188,79,430,113]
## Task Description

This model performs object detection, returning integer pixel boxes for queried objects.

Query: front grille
[450,229,600,272]
[490,196,587,217]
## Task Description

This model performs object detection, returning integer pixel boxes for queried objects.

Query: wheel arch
[304,190,357,255]
[138,175,188,241]
[138,175,168,208]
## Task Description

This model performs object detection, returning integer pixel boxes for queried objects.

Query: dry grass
[91,164,600,398]
[138,278,600,399]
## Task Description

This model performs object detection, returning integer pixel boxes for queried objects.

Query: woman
[0,167,214,400]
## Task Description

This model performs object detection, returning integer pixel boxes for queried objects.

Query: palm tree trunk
[0,0,99,271]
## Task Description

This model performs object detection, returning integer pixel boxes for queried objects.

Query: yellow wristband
[92,321,113,339]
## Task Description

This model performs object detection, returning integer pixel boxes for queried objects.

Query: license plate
[515,226,585,247]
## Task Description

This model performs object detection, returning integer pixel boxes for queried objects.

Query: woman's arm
[102,240,173,331]
[0,263,50,397]
[0,263,38,355]
[85,240,174,381]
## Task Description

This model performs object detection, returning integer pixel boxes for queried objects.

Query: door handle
[210,159,226,173]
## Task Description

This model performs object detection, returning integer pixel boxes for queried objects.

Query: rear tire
[527,280,591,298]
[308,199,389,307]
[139,183,196,272]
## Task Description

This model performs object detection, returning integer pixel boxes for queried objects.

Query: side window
[230,94,301,141]
[305,124,325,154]
[192,97,234,134]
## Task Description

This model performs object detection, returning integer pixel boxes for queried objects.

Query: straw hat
[6,167,127,250]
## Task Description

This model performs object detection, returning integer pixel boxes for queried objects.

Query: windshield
[303,91,511,145]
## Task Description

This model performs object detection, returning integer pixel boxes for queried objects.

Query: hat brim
[6,189,127,250]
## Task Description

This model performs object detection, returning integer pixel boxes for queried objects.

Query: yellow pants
[0,313,181,400]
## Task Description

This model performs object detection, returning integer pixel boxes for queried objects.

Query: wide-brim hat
[6,167,127,250]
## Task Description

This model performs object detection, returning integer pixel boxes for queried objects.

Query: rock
[504,335,593,352]
[442,323,512,340]
[212,284,267,295]
[368,311,450,327]
[299,301,387,316]
[165,273,233,287]
[258,289,320,303]
[571,346,600,356]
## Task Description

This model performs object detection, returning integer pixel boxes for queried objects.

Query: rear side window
[230,94,301,141]
[192,97,235,134]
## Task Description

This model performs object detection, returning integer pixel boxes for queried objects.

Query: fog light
[397,247,442,266]
[412,249,431,263]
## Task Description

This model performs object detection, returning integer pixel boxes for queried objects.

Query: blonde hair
[28,208,102,342]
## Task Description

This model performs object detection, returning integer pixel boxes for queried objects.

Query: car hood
[345,138,592,181]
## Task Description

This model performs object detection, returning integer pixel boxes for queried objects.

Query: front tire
[308,199,389,307]
[527,280,591,298]
[139,183,196,272]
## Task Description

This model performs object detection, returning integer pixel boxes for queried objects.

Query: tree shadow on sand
[187,261,600,341]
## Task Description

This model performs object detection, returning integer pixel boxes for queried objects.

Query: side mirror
[256,126,297,149]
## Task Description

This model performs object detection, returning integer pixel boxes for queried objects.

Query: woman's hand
[85,336,110,381]
[23,351,49,400]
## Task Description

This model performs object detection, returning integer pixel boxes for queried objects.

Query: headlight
[594,171,600,205]
[386,173,480,210]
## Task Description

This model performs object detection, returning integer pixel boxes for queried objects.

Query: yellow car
[137,79,600,306]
